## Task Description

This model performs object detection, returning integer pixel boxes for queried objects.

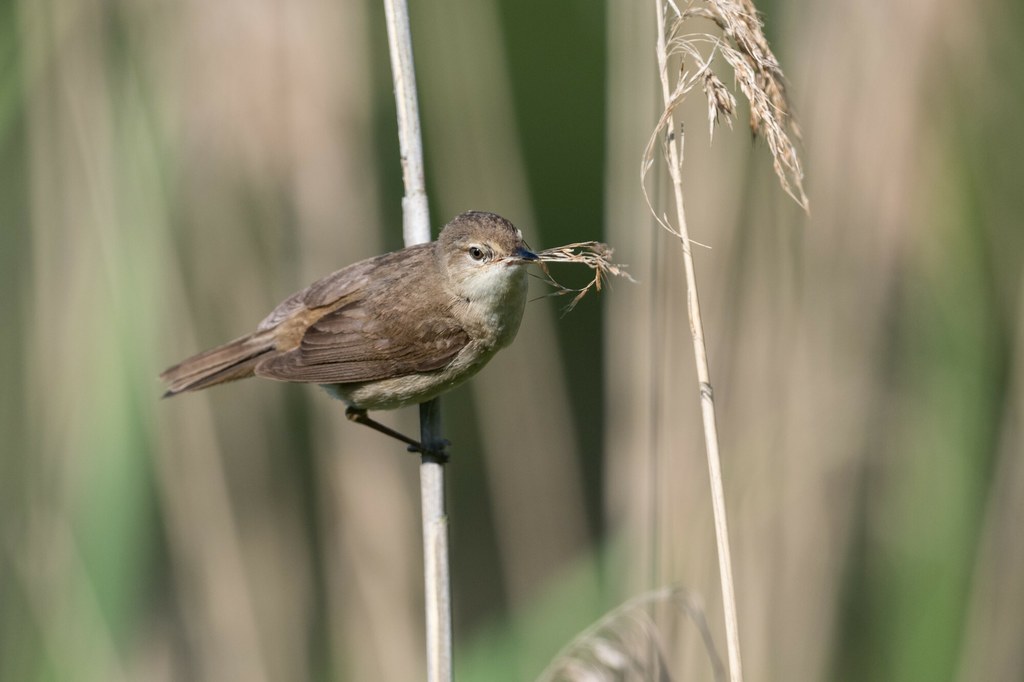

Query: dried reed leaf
[536,586,725,682]
[533,241,636,313]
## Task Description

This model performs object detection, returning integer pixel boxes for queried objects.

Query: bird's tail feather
[160,332,276,397]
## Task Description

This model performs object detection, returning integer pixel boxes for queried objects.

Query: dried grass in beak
[532,241,635,312]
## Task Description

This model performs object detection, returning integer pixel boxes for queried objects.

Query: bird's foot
[408,439,451,464]
[345,407,450,463]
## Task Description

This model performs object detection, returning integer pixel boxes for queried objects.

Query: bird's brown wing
[255,258,378,332]
[254,300,470,384]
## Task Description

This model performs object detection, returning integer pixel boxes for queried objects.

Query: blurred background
[2,0,1023,680]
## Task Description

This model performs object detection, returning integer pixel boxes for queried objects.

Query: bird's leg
[345,407,450,462]
[345,407,421,449]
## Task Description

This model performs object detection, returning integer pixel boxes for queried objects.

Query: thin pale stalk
[381,0,452,680]
[653,2,743,681]
[382,0,430,245]
[419,400,451,682]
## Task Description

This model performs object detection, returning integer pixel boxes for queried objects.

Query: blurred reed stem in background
[3,0,1024,680]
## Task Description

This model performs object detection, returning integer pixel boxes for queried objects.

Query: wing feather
[253,242,464,385]
[255,305,469,384]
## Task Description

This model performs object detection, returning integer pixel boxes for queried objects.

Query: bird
[160,211,538,457]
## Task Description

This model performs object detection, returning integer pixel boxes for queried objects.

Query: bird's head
[436,211,537,305]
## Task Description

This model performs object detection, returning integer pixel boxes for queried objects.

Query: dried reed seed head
[703,70,737,139]
[658,0,808,210]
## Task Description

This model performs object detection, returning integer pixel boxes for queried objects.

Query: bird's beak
[512,245,539,263]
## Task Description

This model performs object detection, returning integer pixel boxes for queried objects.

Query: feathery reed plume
[533,242,636,312]
[643,0,809,214]
[536,587,725,682]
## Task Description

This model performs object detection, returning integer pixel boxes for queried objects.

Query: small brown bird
[161,211,538,455]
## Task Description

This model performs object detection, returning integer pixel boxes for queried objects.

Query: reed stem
[381,0,453,679]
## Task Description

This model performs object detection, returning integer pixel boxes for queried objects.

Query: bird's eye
[468,246,485,261]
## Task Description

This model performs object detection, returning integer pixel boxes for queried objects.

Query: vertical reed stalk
[650,2,743,681]
[381,0,452,679]
[644,0,806,676]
